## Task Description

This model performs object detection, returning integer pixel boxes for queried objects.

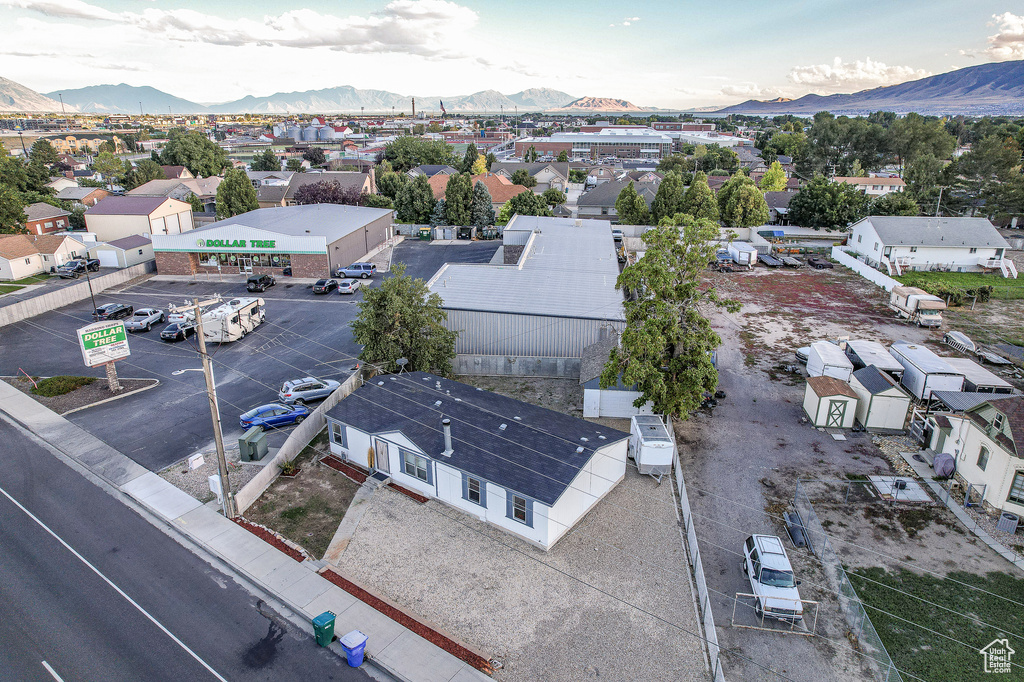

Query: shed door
[826,400,847,428]
[96,250,119,268]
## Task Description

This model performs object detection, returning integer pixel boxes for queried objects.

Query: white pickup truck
[889,286,945,328]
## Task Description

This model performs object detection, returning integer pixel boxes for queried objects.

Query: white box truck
[628,415,674,478]
[889,286,945,328]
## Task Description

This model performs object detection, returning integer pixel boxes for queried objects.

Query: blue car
[239,403,310,431]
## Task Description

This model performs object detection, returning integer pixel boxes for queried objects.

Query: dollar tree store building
[152,204,393,279]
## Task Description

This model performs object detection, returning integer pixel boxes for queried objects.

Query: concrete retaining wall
[234,368,368,514]
[453,354,582,378]
[0,261,156,328]
[831,246,900,292]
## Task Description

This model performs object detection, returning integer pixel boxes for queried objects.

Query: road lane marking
[41,661,65,681]
[0,486,229,682]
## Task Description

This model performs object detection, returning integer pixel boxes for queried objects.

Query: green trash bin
[312,611,336,647]
[419,227,431,241]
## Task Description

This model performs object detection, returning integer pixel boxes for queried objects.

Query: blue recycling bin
[340,629,368,667]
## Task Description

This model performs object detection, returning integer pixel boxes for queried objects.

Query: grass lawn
[896,271,1024,300]
[0,284,24,295]
[7,273,53,285]
[848,568,1024,681]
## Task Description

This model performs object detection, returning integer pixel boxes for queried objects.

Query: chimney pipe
[442,418,453,456]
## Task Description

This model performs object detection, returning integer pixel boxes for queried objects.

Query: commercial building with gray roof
[427,215,625,376]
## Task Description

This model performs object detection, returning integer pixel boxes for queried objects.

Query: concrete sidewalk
[0,380,489,682]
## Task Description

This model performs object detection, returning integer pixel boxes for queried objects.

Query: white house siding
[849,221,1004,272]
[547,440,627,547]
[938,416,1024,515]
[0,254,43,280]
[583,387,654,419]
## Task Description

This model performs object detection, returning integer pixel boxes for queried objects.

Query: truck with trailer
[889,286,946,328]
[201,297,266,343]
[628,415,674,480]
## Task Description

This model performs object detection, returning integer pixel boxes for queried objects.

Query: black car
[93,303,134,320]
[246,273,276,292]
[160,321,197,342]
[312,278,338,294]
[57,258,101,278]
[807,257,834,270]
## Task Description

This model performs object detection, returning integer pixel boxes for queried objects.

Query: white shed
[580,334,654,418]
[807,341,854,382]
[803,376,858,428]
[849,366,912,431]
[727,241,758,268]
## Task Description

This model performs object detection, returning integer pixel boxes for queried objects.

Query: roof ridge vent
[434,400,442,407]
[499,423,507,431]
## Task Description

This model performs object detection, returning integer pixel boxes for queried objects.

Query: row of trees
[615,169,772,228]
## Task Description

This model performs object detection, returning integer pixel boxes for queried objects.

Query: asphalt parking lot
[0,241,502,472]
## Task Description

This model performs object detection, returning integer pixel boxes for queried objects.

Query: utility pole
[935,186,945,217]
[169,297,235,518]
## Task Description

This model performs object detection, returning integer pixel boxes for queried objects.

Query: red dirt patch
[320,568,494,674]
[387,482,429,503]
[322,455,368,483]
[232,517,306,562]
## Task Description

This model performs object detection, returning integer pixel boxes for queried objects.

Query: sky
[1,0,1023,109]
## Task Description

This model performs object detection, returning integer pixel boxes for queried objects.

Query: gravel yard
[158,445,264,503]
[331,467,708,682]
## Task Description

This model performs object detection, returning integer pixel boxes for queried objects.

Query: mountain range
[713,60,1024,116]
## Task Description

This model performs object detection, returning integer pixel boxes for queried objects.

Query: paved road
[0,243,501,472]
[0,419,369,682]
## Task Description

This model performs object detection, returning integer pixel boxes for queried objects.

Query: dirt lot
[244,429,360,559]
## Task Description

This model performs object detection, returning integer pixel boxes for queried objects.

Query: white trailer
[807,341,854,382]
[727,241,758,268]
[888,341,964,401]
[202,297,265,343]
[844,339,905,380]
[628,415,674,478]
[889,286,945,328]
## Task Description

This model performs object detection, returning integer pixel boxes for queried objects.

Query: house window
[506,493,533,527]
[873,242,879,252]
[977,447,990,472]
[857,235,862,243]
[402,449,430,483]
[24,258,31,265]
[969,247,977,254]
[42,255,49,261]
[463,474,485,506]
[329,421,346,448]
[910,247,918,253]
[994,413,1005,430]
[44,222,53,229]
[1008,472,1024,505]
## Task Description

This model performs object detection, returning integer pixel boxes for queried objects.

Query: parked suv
[246,273,276,292]
[278,377,341,404]
[742,535,803,622]
[335,262,376,279]
[93,303,134,321]
[57,258,101,278]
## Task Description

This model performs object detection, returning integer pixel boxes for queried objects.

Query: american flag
[440,100,447,115]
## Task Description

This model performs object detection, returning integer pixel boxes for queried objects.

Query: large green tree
[0,184,28,234]
[721,183,769,227]
[657,154,694,175]
[470,181,495,228]
[383,136,455,172]
[510,169,537,188]
[122,159,166,190]
[394,174,436,223]
[541,187,566,206]
[30,139,59,167]
[506,189,553,218]
[92,152,125,191]
[215,168,259,219]
[650,171,685,224]
[601,218,739,417]
[351,262,457,377]
[460,143,479,174]
[444,173,473,226]
[787,176,870,229]
[716,171,754,217]
[302,147,327,167]
[680,171,719,222]
[887,113,956,175]
[377,170,407,200]
[250,148,280,172]
[871,191,919,216]
[160,130,230,177]
[614,181,650,225]
[758,161,787,192]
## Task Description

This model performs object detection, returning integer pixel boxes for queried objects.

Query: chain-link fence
[793,480,903,682]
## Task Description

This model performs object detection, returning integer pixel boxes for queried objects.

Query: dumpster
[238,426,268,461]
[340,629,368,666]
[418,227,431,241]
[312,611,336,647]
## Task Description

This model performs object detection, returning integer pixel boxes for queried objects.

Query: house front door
[826,400,847,428]
[373,439,389,474]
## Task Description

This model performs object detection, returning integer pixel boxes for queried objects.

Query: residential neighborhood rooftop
[856,216,1010,248]
[86,196,181,215]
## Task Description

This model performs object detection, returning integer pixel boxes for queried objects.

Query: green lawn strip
[7,274,53,285]
[0,285,24,295]
[896,271,1024,301]
[30,375,96,397]
[847,567,1024,681]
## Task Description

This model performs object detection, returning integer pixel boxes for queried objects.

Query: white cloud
[720,82,788,99]
[979,12,1024,60]
[786,57,930,91]
[610,16,640,27]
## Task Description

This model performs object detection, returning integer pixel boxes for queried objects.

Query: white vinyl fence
[831,247,900,291]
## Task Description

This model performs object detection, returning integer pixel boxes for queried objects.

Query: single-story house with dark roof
[85,196,194,242]
[87,234,154,268]
[23,202,72,235]
[580,333,654,418]
[848,366,911,431]
[325,372,630,550]
[577,179,658,222]
[55,186,110,208]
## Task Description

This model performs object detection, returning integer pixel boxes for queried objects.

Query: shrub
[30,376,96,397]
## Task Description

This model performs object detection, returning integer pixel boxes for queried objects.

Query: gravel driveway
[331,467,708,682]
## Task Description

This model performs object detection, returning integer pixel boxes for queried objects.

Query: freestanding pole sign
[77,320,130,393]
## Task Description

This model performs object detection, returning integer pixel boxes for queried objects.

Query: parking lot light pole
[170,297,235,518]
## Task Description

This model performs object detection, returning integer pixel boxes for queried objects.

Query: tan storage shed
[849,366,912,431]
[803,376,858,428]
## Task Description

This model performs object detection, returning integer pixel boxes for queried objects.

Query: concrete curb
[60,378,161,416]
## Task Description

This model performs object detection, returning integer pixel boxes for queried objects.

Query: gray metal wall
[454,355,582,378]
[445,308,624,358]
[328,213,393,271]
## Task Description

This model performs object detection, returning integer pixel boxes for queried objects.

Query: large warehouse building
[151,204,393,279]
[427,215,625,376]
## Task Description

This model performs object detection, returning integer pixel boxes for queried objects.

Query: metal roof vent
[454,397,462,402]
[575,446,585,453]
[499,423,507,431]
[390,377,397,380]
[514,416,522,421]
[598,435,607,440]
[441,418,453,457]
[434,400,442,407]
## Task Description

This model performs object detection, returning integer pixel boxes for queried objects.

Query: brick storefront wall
[154,250,329,278]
